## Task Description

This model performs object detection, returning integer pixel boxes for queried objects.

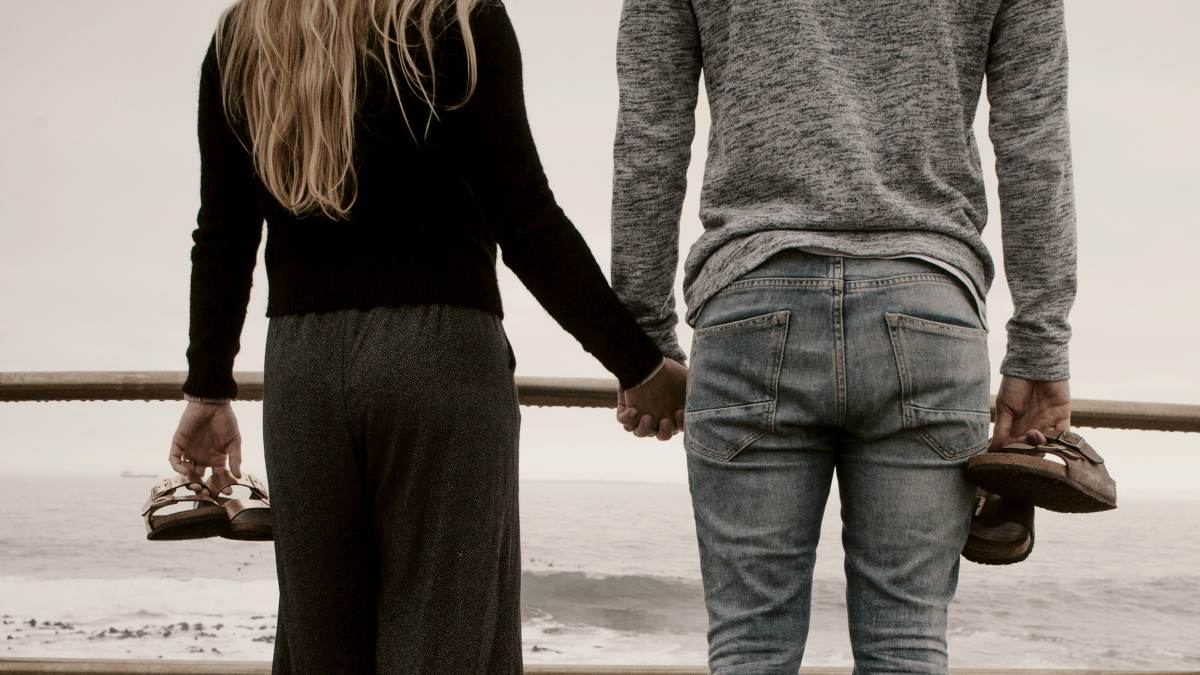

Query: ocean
[0,476,1197,668]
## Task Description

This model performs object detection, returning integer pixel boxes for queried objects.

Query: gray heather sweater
[611,0,1077,381]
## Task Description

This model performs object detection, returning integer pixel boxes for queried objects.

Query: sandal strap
[1044,430,1105,464]
[141,475,215,516]
[1000,432,1104,466]
[210,473,270,504]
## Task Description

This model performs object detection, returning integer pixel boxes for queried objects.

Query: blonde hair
[216,0,482,219]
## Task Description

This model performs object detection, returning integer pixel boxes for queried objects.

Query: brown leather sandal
[966,430,1117,513]
[209,473,272,541]
[963,488,1034,565]
[142,475,229,541]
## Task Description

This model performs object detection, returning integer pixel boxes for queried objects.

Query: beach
[1,476,1198,668]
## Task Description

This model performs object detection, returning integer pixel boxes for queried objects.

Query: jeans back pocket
[886,313,991,460]
[685,310,790,461]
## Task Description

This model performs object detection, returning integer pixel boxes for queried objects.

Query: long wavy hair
[216,0,482,219]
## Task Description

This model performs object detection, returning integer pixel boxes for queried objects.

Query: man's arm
[987,0,1077,382]
[611,0,702,364]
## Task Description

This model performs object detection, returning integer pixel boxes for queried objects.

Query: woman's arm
[183,40,265,400]
[441,2,665,391]
[171,40,262,479]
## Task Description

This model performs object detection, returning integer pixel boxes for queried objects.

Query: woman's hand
[617,358,688,441]
[169,401,243,482]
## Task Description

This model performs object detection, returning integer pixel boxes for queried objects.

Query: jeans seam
[891,313,988,338]
[906,403,991,417]
[766,312,790,435]
[886,314,913,425]
[694,310,789,338]
[832,257,847,426]
[687,399,775,416]
[684,428,768,462]
[916,425,990,460]
[724,278,838,291]
[844,274,959,290]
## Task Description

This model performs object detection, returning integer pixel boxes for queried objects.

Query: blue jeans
[684,251,990,674]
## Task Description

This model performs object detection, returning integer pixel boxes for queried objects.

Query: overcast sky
[0,1,1197,498]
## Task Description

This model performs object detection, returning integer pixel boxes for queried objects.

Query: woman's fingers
[227,434,243,480]
[169,437,206,484]
[209,467,234,495]
[168,438,190,477]
[635,414,657,438]
[188,460,206,484]
[656,418,673,442]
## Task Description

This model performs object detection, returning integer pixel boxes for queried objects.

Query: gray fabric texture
[611,0,1077,381]
[263,304,522,674]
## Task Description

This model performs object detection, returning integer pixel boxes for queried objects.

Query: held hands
[989,376,1072,451]
[169,401,243,485]
[617,358,688,441]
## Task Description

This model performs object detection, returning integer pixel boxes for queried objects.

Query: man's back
[694,1,994,230]
[613,0,1076,384]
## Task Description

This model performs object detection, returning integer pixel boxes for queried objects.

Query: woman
[168,0,686,671]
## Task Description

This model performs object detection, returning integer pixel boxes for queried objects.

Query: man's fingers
[989,406,1015,452]
[620,407,640,431]
[675,409,685,433]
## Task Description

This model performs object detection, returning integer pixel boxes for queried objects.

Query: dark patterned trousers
[263,305,522,674]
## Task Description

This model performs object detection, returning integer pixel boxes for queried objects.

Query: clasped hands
[616,358,688,441]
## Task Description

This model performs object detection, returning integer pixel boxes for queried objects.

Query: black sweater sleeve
[442,2,665,388]
[183,41,264,399]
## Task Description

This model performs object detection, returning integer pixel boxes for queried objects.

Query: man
[612,0,1076,671]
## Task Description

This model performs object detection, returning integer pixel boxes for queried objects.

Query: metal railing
[0,661,1189,675]
[1,371,1198,433]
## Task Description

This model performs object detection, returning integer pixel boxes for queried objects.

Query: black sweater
[183,2,663,399]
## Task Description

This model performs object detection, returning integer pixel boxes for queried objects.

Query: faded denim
[685,250,990,674]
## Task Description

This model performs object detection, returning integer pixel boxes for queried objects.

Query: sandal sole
[146,509,229,541]
[963,532,1032,566]
[967,454,1116,513]
[220,501,273,541]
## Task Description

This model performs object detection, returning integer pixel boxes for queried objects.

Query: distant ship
[120,470,156,479]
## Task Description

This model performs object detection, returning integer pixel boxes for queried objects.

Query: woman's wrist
[183,393,233,405]
[627,357,668,392]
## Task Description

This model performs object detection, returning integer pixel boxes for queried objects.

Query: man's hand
[989,376,1071,451]
[169,401,243,482]
[617,359,688,441]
